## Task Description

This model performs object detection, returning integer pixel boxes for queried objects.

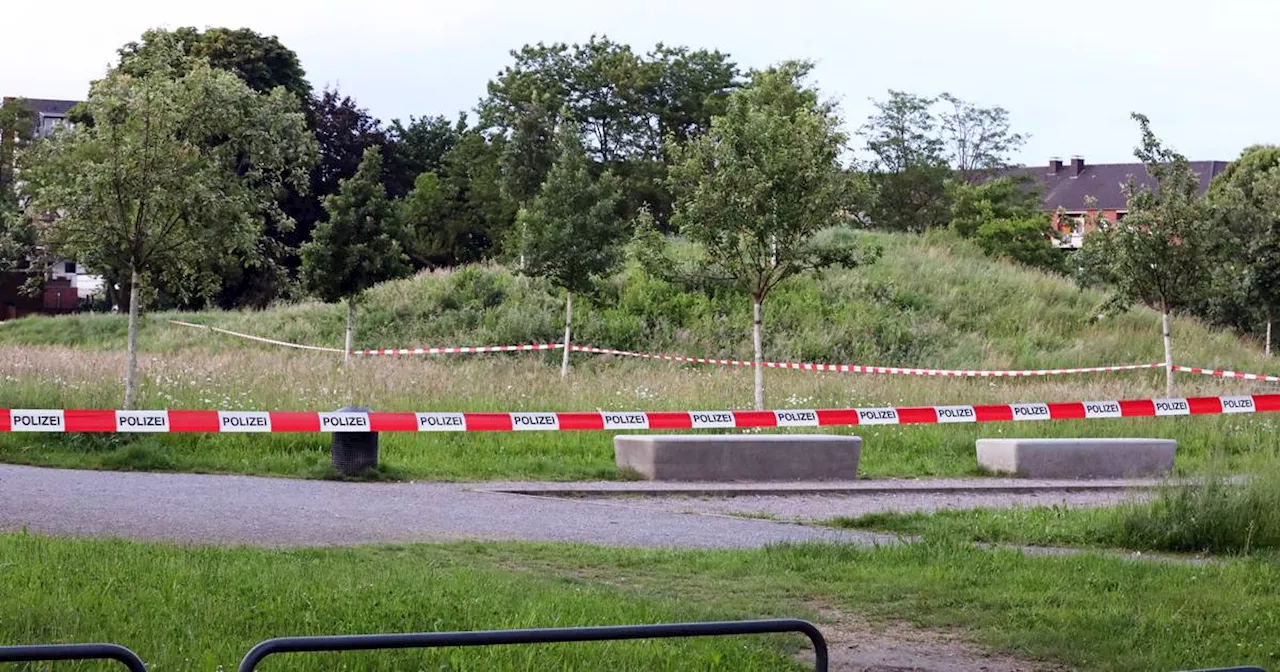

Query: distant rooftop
[1007,157,1229,212]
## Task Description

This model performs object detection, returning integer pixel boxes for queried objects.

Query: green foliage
[517,129,625,294]
[974,217,1064,273]
[482,36,740,226]
[1079,114,1220,314]
[118,27,311,101]
[384,114,459,198]
[300,147,410,303]
[1202,145,1280,336]
[668,62,870,301]
[0,98,35,273]
[20,34,316,300]
[859,90,953,232]
[1119,467,1280,555]
[948,174,1042,238]
[936,92,1027,173]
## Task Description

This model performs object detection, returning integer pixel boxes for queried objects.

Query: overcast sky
[5,0,1277,166]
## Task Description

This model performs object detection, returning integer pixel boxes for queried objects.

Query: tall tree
[667,62,875,409]
[516,127,624,377]
[300,147,411,363]
[859,91,952,232]
[20,35,315,407]
[384,114,459,199]
[117,27,311,101]
[937,93,1027,173]
[1206,145,1280,352]
[1078,114,1218,395]
[0,98,36,272]
[482,36,740,227]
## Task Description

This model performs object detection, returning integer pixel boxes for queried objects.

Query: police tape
[352,344,564,356]
[1173,365,1280,383]
[169,320,346,353]
[569,345,1165,377]
[2,395,1273,433]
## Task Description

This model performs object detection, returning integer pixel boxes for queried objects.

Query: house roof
[1007,159,1229,212]
[24,99,80,117]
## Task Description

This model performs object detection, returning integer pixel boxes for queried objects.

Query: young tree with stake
[1079,113,1218,396]
[666,62,876,410]
[301,147,411,363]
[20,36,315,408]
[517,126,624,377]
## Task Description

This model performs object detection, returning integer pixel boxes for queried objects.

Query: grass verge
[2,534,1279,671]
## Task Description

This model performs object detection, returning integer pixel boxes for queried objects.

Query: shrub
[975,217,1065,274]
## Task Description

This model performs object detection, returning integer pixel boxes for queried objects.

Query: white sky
[4,0,1277,165]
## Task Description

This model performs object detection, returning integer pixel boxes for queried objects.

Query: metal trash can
[331,406,378,476]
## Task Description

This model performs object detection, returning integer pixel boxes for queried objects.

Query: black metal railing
[237,619,829,671]
[0,643,147,672]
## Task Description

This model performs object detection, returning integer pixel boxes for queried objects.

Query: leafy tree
[498,100,560,207]
[666,62,876,409]
[117,27,311,101]
[517,127,624,377]
[385,114,459,199]
[975,217,1063,273]
[948,174,1042,238]
[0,98,36,272]
[301,147,410,363]
[937,93,1027,173]
[482,36,740,227]
[859,91,952,232]
[1078,114,1219,395]
[21,36,315,407]
[1206,145,1280,352]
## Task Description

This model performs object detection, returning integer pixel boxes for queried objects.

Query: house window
[64,262,76,274]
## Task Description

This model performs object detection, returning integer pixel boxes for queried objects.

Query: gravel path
[0,465,894,549]
[0,465,1153,550]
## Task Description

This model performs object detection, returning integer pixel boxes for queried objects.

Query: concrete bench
[614,434,861,481]
[976,438,1176,479]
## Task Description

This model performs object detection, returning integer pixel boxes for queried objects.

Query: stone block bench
[976,438,1176,479]
[614,434,861,481]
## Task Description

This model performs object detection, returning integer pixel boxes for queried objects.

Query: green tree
[937,93,1027,173]
[385,114,459,198]
[1078,114,1218,395]
[517,127,624,377]
[667,62,875,409]
[300,147,411,363]
[0,98,36,272]
[859,90,953,232]
[948,174,1042,238]
[20,36,315,408]
[1206,145,1280,353]
[117,27,311,101]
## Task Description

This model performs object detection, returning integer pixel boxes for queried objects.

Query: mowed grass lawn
[2,533,1278,671]
[3,345,1280,480]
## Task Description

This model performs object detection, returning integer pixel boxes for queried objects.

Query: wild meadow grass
[2,533,1278,671]
[832,463,1280,557]
[2,344,1279,480]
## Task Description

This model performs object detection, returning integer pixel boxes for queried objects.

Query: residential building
[1,96,105,320]
[1009,156,1228,248]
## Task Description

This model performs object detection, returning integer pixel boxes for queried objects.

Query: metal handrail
[0,643,147,672]
[238,618,829,671]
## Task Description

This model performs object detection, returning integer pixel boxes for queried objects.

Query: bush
[1118,465,1280,555]
[975,217,1065,274]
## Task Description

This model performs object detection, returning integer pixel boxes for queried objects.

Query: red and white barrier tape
[1173,365,1280,383]
[352,344,564,356]
[570,345,1164,377]
[2,394,1271,433]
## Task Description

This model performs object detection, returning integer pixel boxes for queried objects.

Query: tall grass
[1119,465,1280,555]
[0,231,1272,374]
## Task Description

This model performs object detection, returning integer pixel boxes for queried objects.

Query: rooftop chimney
[1049,157,1063,174]
[1070,156,1085,177]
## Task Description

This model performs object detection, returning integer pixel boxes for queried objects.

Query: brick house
[1008,156,1229,248]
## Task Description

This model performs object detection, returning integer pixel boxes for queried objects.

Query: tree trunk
[1267,315,1272,357]
[123,269,140,410]
[560,291,573,379]
[1162,306,1174,397]
[753,297,764,411]
[344,298,355,366]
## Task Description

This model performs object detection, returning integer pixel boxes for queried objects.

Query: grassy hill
[0,230,1269,372]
